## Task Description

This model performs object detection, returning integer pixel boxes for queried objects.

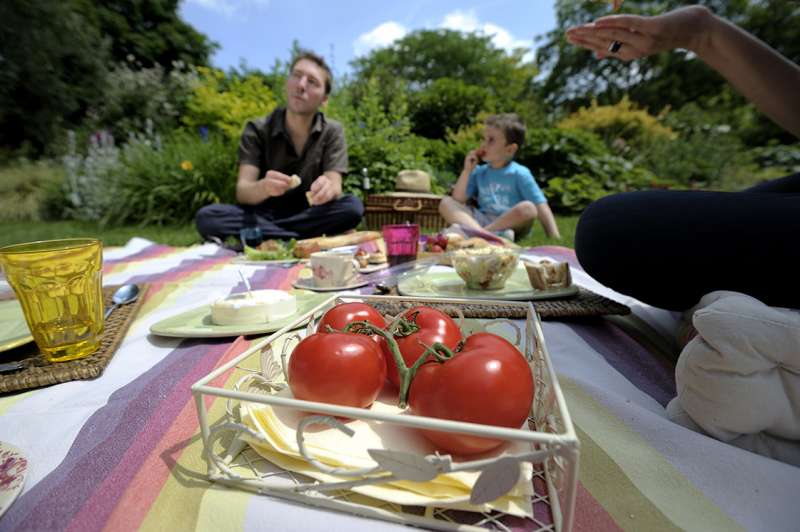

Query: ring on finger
[608,40,622,53]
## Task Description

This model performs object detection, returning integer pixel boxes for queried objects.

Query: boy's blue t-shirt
[466,161,547,217]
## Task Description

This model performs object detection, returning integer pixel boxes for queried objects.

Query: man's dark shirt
[238,107,348,216]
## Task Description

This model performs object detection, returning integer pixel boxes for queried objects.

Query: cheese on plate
[211,290,297,326]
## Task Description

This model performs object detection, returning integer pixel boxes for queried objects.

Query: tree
[352,29,540,139]
[536,0,755,111]
[71,0,217,68]
[409,78,492,139]
[0,1,109,153]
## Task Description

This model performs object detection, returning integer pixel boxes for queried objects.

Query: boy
[439,113,560,241]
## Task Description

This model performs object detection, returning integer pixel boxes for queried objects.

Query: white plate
[231,256,302,266]
[0,441,28,518]
[292,278,369,292]
[358,263,389,274]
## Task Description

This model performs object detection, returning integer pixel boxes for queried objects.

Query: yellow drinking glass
[0,238,104,362]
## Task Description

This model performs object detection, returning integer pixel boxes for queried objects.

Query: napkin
[241,387,535,517]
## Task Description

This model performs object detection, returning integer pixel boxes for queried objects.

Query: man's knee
[195,203,237,239]
[196,204,220,238]
[337,194,364,222]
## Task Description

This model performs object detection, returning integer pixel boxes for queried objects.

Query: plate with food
[149,289,329,338]
[397,251,578,301]
[232,239,299,265]
[354,248,388,273]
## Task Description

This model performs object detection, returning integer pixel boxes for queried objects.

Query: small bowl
[450,247,520,290]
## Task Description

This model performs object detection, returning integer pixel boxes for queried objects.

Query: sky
[179,0,558,77]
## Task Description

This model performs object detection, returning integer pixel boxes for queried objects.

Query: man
[195,50,363,243]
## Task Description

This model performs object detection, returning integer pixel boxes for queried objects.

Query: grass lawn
[0,215,580,250]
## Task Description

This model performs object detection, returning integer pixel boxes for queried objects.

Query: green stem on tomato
[386,310,420,338]
[343,320,439,408]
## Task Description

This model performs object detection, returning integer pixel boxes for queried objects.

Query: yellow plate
[0,299,33,352]
[149,291,330,338]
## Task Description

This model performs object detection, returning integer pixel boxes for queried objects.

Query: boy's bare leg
[484,201,538,234]
[533,203,561,239]
[439,196,482,229]
[485,201,561,239]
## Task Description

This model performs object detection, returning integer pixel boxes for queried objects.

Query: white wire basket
[192,294,579,531]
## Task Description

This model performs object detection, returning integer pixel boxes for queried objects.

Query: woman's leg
[575,186,800,310]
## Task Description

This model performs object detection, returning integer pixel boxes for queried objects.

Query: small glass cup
[239,227,264,248]
[0,239,104,362]
[382,224,420,267]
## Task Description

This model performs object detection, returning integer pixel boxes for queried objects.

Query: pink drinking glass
[382,224,420,267]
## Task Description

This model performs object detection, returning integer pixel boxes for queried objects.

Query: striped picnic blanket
[0,238,797,531]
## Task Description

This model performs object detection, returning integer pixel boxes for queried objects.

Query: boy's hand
[463,149,481,174]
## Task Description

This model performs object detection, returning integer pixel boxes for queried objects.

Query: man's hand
[307,174,340,206]
[261,170,293,198]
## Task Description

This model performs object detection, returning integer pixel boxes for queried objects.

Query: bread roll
[524,260,572,290]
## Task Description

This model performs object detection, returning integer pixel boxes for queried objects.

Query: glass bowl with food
[450,246,520,290]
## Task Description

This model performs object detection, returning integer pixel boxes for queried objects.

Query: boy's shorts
[469,206,499,227]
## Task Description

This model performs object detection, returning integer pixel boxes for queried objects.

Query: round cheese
[211,289,297,326]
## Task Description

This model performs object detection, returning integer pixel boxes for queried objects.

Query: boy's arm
[536,203,561,239]
[452,149,480,203]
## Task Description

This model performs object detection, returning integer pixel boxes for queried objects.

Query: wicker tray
[372,286,629,319]
[192,294,579,531]
[0,284,147,393]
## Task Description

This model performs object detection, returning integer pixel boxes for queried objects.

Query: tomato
[287,332,387,408]
[317,302,387,346]
[408,332,533,455]
[382,306,462,389]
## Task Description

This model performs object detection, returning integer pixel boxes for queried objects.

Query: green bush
[328,78,434,197]
[409,78,492,139]
[749,143,800,174]
[518,127,658,213]
[108,132,238,226]
[557,96,676,156]
[642,102,746,189]
[0,159,65,221]
[182,67,278,141]
[90,61,199,143]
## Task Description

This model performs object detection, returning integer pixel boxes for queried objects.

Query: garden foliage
[4,5,798,226]
[183,67,278,141]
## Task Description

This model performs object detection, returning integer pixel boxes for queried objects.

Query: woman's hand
[566,5,712,61]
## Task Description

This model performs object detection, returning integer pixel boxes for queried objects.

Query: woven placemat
[0,284,148,393]
[371,286,629,320]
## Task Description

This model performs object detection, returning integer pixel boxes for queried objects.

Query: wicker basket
[364,192,446,231]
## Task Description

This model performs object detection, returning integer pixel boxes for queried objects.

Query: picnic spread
[1,236,798,531]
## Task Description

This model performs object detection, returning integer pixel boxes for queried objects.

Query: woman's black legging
[575,173,800,311]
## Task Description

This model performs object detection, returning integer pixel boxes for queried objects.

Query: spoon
[104,284,140,319]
